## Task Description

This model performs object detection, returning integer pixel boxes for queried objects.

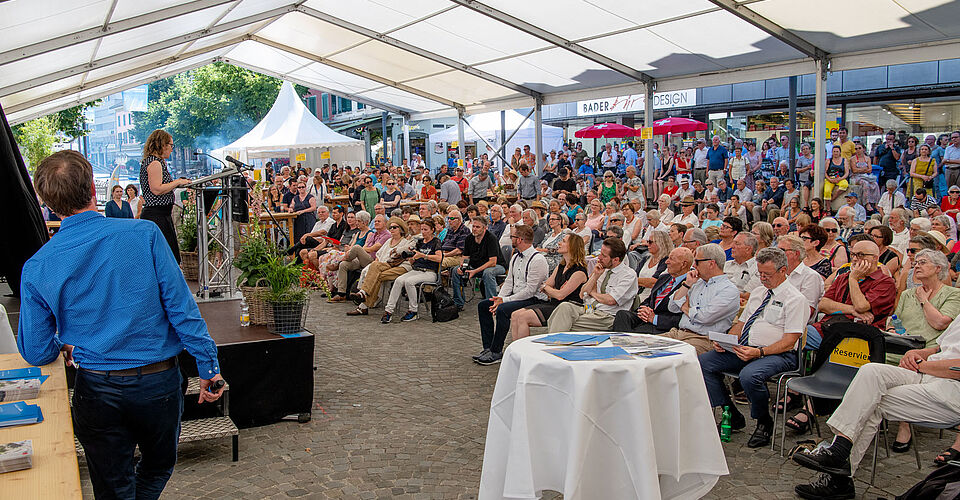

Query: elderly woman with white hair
[886,248,960,454]
[818,217,849,269]
[521,208,545,247]
[656,194,674,223]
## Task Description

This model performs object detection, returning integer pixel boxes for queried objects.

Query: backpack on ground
[429,285,459,323]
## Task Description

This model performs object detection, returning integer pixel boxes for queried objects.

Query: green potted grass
[263,255,309,334]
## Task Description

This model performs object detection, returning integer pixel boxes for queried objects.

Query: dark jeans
[73,364,184,500]
[611,309,664,334]
[286,236,320,255]
[698,349,797,420]
[478,297,540,353]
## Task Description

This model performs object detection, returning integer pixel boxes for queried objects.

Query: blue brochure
[0,401,44,428]
[533,334,611,346]
[546,346,633,361]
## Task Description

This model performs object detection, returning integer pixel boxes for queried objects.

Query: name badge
[771,300,783,307]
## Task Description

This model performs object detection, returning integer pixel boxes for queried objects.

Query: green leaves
[262,254,306,303]
[234,222,279,288]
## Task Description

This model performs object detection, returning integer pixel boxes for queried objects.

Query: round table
[479,334,728,500]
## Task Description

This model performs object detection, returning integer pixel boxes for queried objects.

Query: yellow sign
[451,141,458,148]
[829,337,870,368]
[253,169,261,181]
[457,159,463,167]
[295,153,306,162]
[640,127,653,140]
[320,151,331,159]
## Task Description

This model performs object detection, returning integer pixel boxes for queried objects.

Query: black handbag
[429,286,459,323]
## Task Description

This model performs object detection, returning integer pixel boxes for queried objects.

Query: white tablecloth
[479,334,728,500]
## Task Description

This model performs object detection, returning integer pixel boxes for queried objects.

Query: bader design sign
[577,89,697,117]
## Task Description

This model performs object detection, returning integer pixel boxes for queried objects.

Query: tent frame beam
[250,36,459,109]
[707,0,828,60]
[459,112,510,168]
[0,0,240,66]
[4,40,245,115]
[222,59,411,116]
[296,5,541,100]
[449,0,654,86]
[8,57,220,125]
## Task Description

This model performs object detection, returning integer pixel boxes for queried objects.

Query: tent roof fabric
[3,0,960,124]
[220,81,362,154]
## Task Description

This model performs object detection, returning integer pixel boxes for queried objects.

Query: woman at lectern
[140,130,192,263]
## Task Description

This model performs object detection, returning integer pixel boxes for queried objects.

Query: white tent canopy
[429,109,563,170]
[217,81,364,167]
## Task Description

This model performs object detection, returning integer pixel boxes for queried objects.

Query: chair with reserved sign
[780,322,885,457]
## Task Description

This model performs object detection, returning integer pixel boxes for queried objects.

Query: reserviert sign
[577,89,697,117]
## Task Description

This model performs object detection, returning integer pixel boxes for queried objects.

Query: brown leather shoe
[328,295,345,303]
[346,307,368,316]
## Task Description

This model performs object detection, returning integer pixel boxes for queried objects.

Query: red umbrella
[574,123,637,139]
[647,117,708,136]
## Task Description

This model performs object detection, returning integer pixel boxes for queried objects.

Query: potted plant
[234,221,277,325]
[263,255,309,334]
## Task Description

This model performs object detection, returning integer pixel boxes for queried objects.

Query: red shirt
[420,185,437,200]
[941,195,960,221]
[814,268,896,333]
[663,185,679,197]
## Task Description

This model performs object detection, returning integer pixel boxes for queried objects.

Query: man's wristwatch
[679,282,690,289]
[758,347,765,358]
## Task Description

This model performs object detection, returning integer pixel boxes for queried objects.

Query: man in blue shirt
[623,141,638,174]
[706,135,729,187]
[19,151,224,499]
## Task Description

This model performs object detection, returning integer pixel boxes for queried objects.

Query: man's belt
[80,357,177,376]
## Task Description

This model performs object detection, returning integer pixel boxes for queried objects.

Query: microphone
[225,156,247,168]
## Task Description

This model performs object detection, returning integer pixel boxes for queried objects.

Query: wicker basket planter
[240,285,270,325]
[181,251,199,280]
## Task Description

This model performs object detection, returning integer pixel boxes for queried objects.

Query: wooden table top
[257,212,297,220]
[44,221,61,229]
[0,354,81,499]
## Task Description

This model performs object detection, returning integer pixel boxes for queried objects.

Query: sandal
[934,447,960,467]
[785,410,812,434]
[774,393,802,413]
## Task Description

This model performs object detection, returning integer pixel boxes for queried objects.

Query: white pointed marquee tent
[428,110,563,171]
[218,81,364,168]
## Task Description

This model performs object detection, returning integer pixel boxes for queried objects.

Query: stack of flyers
[0,402,44,429]
[610,335,685,354]
[533,333,610,346]
[0,368,48,384]
[0,379,40,402]
[0,440,33,473]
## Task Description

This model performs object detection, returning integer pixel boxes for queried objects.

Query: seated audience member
[662,243,741,354]
[818,217,849,271]
[834,206,863,243]
[509,234,589,340]
[439,210,470,269]
[289,205,336,259]
[751,221,776,250]
[724,232,760,298]
[898,233,948,293]
[771,217,790,239]
[635,229,673,303]
[752,176,784,223]
[488,204,507,239]
[889,207,911,255]
[717,216,742,260]
[547,238,638,332]
[869,225,902,277]
[522,209,546,247]
[474,225,549,366]
[683,227,708,251]
[673,196,700,228]
[381,218,442,324]
[791,322,960,499]
[776,235,825,317]
[805,239,896,350]
[334,214,390,298]
[885,249,960,453]
[612,247,693,334]
[347,217,414,315]
[700,247,810,448]
[451,216,506,309]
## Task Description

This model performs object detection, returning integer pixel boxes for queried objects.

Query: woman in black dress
[508,233,589,340]
[289,179,317,244]
[140,130,191,263]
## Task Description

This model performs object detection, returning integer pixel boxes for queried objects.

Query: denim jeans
[699,349,797,419]
[451,265,505,307]
[73,364,184,500]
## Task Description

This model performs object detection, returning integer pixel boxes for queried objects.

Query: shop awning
[2,0,960,124]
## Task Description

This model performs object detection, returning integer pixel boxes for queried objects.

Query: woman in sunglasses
[817,217,848,274]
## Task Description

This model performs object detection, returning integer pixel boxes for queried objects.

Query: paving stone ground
[76,290,953,499]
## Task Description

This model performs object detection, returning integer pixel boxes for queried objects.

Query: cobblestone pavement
[77,290,953,499]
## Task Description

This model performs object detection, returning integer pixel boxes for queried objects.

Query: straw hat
[679,196,697,206]
[929,230,948,249]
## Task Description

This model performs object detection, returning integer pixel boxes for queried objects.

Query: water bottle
[719,406,732,443]
[890,314,905,336]
[240,297,250,327]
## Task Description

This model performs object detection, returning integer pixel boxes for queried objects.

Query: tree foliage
[51,101,101,141]
[12,116,56,171]
[132,63,308,151]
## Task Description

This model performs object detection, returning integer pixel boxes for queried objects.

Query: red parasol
[647,117,708,136]
[574,123,637,139]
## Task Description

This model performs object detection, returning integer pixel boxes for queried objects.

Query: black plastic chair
[781,322,885,458]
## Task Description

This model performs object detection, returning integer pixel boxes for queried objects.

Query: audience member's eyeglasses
[907,248,919,254]
[694,258,712,263]
[850,252,877,259]
[800,235,813,241]
[389,225,400,230]
[825,228,838,233]
[914,259,932,267]
[773,223,785,228]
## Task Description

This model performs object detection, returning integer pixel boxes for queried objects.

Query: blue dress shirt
[19,211,220,377]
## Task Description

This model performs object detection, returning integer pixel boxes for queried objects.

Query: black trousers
[286,236,320,256]
[611,310,665,334]
[141,205,180,264]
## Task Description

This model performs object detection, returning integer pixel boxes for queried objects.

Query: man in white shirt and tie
[547,238,638,332]
[699,247,810,448]
[475,224,549,366]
